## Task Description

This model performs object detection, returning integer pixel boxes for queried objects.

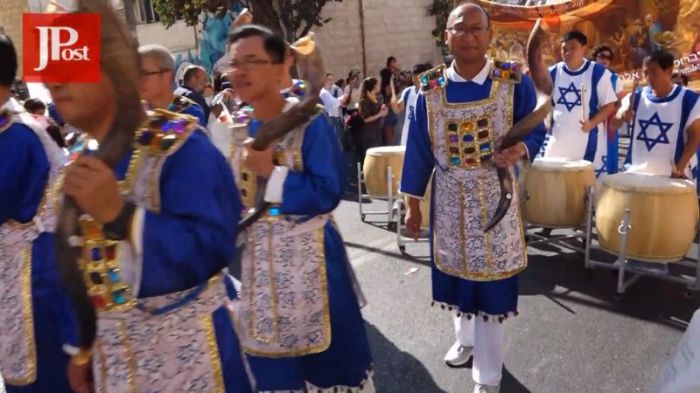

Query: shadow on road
[501,367,532,393]
[521,239,700,329]
[365,322,448,393]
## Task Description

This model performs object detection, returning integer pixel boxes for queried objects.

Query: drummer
[543,31,618,177]
[610,50,700,183]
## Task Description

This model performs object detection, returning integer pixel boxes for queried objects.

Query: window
[134,0,160,24]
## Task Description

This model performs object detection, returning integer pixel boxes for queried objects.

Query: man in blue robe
[400,4,546,393]
[43,3,254,392]
[0,32,77,393]
[226,25,374,392]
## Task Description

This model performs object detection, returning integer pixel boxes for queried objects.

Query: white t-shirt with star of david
[543,60,618,164]
[620,84,700,178]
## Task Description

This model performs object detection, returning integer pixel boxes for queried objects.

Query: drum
[363,146,405,197]
[522,158,596,228]
[596,173,699,263]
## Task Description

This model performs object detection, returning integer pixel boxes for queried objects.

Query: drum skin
[363,146,405,197]
[596,173,699,263]
[523,159,596,228]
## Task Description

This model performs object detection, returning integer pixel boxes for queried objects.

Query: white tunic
[622,85,700,179]
[544,60,617,171]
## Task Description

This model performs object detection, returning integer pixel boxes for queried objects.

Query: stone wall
[0,0,26,78]
[311,0,442,80]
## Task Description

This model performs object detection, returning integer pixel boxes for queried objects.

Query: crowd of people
[0,1,699,393]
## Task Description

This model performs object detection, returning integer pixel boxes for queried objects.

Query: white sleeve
[597,69,618,107]
[120,206,146,297]
[264,166,289,204]
[616,92,632,117]
[321,89,341,107]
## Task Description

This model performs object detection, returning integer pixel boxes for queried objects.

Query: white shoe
[473,383,500,393]
[444,341,473,367]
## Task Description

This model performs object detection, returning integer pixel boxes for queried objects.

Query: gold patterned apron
[0,113,63,385]
[230,118,333,357]
[425,78,527,281]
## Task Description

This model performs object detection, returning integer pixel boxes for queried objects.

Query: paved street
[336,170,699,393]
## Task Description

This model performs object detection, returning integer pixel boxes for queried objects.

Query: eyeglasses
[228,58,275,70]
[447,25,487,37]
[141,69,169,79]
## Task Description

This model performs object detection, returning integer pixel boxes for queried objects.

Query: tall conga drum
[522,158,596,228]
[363,146,405,197]
[596,173,699,263]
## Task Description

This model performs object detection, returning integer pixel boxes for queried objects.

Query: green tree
[428,0,455,53]
[151,0,342,42]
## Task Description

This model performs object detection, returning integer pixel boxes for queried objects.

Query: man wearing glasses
[400,3,546,392]
[139,44,208,126]
[226,25,374,392]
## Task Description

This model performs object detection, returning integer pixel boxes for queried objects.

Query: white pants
[454,315,504,386]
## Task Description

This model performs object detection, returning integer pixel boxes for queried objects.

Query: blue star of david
[636,112,673,151]
[557,82,582,112]
[595,156,608,177]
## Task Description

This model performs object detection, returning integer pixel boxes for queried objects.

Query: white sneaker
[444,341,473,367]
[473,383,500,393]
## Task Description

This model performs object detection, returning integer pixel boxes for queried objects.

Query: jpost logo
[23,13,101,83]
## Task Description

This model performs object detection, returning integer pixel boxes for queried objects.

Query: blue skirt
[246,223,373,390]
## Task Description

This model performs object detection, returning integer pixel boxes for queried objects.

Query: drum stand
[356,162,399,230]
[524,186,594,255]
[583,188,700,298]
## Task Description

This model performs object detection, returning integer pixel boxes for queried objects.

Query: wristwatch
[102,201,136,241]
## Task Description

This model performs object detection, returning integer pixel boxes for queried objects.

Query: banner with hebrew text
[479,0,700,90]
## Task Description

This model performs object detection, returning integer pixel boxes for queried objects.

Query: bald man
[138,45,207,126]
[400,4,546,392]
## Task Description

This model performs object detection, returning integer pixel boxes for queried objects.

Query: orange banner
[483,0,700,89]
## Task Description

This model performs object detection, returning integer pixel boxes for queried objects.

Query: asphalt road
[336,169,699,393]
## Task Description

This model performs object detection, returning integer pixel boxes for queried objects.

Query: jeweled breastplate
[75,110,198,313]
[420,62,527,281]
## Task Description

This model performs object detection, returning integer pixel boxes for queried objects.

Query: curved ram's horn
[484,19,553,233]
[54,0,145,353]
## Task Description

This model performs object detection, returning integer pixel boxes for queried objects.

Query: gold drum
[596,173,699,263]
[363,146,405,197]
[523,158,596,228]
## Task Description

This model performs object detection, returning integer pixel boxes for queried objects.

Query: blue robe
[107,130,252,392]
[243,115,373,390]
[0,121,76,393]
[166,95,208,127]
[401,71,546,316]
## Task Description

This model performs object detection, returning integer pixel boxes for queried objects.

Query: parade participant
[177,65,212,120]
[592,45,624,175]
[227,25,374,391]
[138,44,207,126]
[543,31,618,177]
[0,33,77,393]
[610,50,699,182]
[390,63,432,146]
[400,4,546,392]
[46,2,253,392]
